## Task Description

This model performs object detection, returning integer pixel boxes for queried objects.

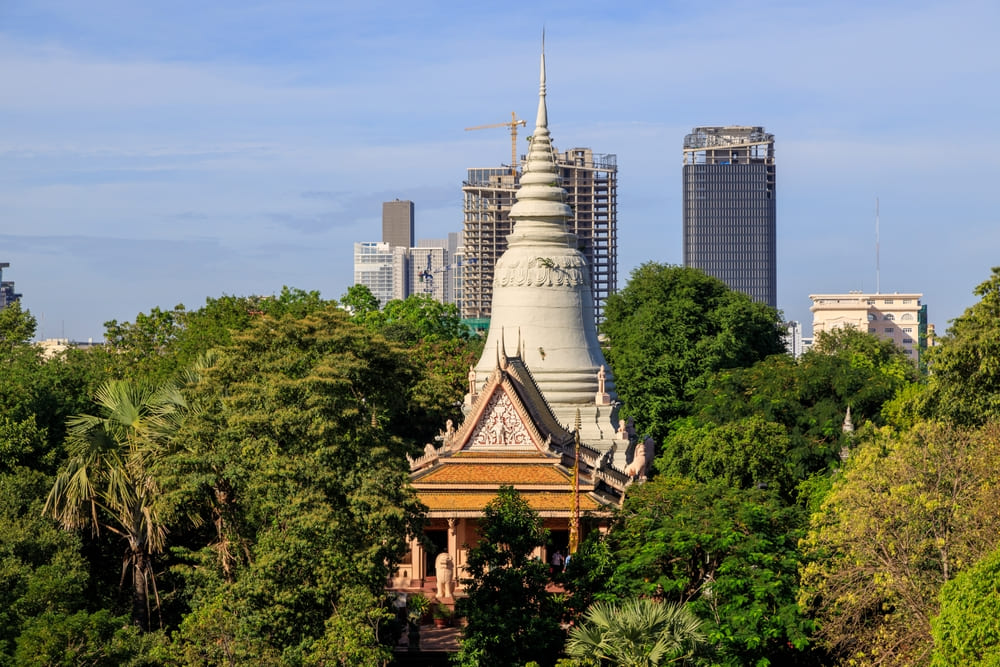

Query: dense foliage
[601,263,785,444]
[565,598,710,666]
[0,288,468,664]
[455,486,564,667]
[799,421,1000,665]
[5,264,1000,665]
[603,477,813,666]
[932,543,1000,666]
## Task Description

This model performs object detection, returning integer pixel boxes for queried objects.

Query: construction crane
[465,111,527,176]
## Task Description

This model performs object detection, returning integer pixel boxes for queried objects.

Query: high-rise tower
[382,199,414,249]
[461,152,617,326]
[682,126,776,308]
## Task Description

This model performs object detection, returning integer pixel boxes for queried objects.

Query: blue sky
[2,0,998,340]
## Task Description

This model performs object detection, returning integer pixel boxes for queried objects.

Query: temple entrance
[425,529,448,578]
[549,528,569,567]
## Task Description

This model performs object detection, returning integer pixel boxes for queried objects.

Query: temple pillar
[447,518,461,592]
[410,536,425,587]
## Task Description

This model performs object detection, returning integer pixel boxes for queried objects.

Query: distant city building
[353,241,408,307]
[460,148,618,325]
[411,238,455,306]
[683,126,777,308]
[0,262,21,309]
[35,338,103,359]
[784,321,805,358]
[353,233,467,310]
[809,291,928,363]
[382,200,414,249]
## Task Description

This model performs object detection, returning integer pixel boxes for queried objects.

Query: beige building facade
[809,292,926,363]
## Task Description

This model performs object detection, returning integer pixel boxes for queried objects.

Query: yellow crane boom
[465,111,527,175]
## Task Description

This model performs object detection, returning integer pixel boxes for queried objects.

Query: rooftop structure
[683,126,777,308]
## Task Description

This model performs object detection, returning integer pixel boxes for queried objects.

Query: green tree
[103,287,333,382]
[921,267,1000,425]
[659,416,794,497]
[566,598,710,667]
[163,305,423,661]
[0,468,90,662]
[660,327,919,498]
[14,609,160,667]
[932,544,1000,666]
[606,476,814,666]
[376,295,471,344]
[340,283,380,315]
[800,421,1000,666]
[601,263,784,444]
[455,486,564,667]
[44,380,185,630]
[0,300,37,351]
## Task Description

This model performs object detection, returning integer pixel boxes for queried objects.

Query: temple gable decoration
[445,352,575,457]
[467,390,535,450]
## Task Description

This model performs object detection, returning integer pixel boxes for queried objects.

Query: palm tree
[566,598,711,666]
[44,379,185,630]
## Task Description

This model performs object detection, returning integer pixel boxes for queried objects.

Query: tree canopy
[920,266,1000,425]
[660,327,919,498]
[932,543,1000,666]
[605,476,814,666]
[800,421,1000,665]
[455,486,564,667]
[162,304,424,661]
[601,263,785,444]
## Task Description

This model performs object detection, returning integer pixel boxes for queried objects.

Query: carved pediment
[465,390,537,451]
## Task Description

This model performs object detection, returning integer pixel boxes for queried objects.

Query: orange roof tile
[418,491,603,512]
[418,464,571,485]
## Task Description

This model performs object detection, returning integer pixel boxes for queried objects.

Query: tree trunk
[133,550,149,631]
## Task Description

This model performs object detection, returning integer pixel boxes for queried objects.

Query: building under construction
[0,262,21,310]
[682,126,776,308]
[461,148,618,325]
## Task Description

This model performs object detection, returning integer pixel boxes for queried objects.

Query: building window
[869,328,877,333]
[904,349,912,354]
[885,327,894,333]
[903,327,913,333]
[884,299,894,304]
[901,313,914,321]
[868,313,876,321]
[902,299,912,304]
[884,313,895,320]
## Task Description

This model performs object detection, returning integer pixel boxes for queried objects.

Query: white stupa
[472,44,621,453]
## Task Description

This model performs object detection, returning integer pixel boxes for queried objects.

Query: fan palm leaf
[567,598,709,666]
[44,378,184,629]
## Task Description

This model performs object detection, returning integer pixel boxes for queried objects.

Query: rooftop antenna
[875,197,880,294]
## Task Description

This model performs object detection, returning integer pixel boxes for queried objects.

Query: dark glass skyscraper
[682,126,776,308]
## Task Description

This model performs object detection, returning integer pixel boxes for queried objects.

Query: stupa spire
[537,30,547,130]
[473,38,618,446]
[507,36,573,244]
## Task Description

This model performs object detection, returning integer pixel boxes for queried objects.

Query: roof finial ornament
[537,29,548,130]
